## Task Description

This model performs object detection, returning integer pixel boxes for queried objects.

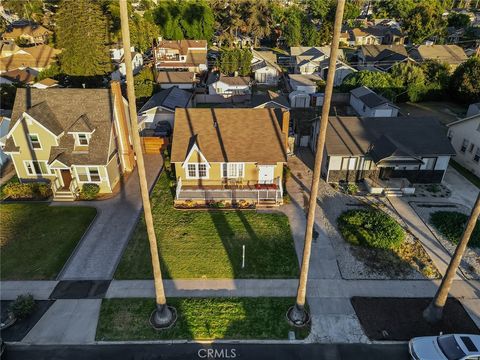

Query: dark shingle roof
[350,86,397,109]
[325,116,455,158]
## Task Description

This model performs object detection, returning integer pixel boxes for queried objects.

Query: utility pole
[287,0,346,326]
[118,0,176,329]
[423,192,480,323]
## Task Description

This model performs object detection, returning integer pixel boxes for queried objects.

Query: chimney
[111,80,135,172]
[281,109,290,152]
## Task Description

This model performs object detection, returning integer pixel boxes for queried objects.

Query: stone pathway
[58,154,163,280]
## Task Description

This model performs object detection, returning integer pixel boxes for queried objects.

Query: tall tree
[403,3,447,44]
[450,57,480,103]
[391,62,428,102]
[2,0,44,22]
[56,0,112,76]
[245,0,273,47]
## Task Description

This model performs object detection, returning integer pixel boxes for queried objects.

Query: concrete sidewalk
[58,155,163,280]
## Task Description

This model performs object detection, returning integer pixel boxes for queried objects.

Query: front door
[60,169,72,189]
[258,165,275,184]
[379,167,393,180]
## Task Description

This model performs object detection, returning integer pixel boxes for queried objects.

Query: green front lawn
[96,298,309,340]
[0,203,97,279]
[430,211,479,248]
[450,160,480,189]
[115,173,299,279]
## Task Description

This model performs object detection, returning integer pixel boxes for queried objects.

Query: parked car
[409,334,480,360]
[153,121,172,138]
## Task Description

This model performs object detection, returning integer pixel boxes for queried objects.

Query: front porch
[51,172,79,201]
[364,177,415,197]
[175,177,284,206]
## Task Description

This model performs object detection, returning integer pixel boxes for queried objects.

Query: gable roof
[325,116,455,158]
[0,68,36,84]
[0,44,60,72]
[3,24,52,39]
[447,113,480,127]
[350,86,398,109]
[289,74,322,87]
[251,90,290,109]
[139,87,192,113]
[215,75,250,87]
[156,39,207,53]
[409,45,467,64]
[156,71,195,84]
[33,77,59,87]
[252,50,281,72]
[171,108,287,164]
[4,88,117,166]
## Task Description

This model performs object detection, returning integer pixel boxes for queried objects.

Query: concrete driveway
[443,165,479,209]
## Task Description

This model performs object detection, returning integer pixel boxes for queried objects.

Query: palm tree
[287,0,346,326]
[118,0,176,329]
[423,192,480,323]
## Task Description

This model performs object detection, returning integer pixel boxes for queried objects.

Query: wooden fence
[141,137,168,154]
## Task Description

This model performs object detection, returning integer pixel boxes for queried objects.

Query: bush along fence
[2,182,52,200]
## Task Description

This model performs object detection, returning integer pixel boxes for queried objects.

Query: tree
[421,59,451,97]
[56,0,112,77]
[130,14,159,52]
[403,3,447,44]
[2,0,44,22]
[245,0,273,47]
[448,12,471,29]
[217,48,252,76]
[450,57,480,103]
[391,62,428,102]
[282,6,303,47]
[373,0,416,19]
[341,70,401,99]
[134,67,156,99]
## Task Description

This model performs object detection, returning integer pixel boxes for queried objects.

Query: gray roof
[350,86,398,109]
[5,88,116,166]
[139,87,192,113]
[325,116,455,158]
[251,90,290,109]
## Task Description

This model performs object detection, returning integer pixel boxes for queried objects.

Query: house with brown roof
[156,71,196,90]
[2,24,52,45]
[409,45,468,68]
[357,45,409,71]
[0,44,60,73]
[171,108,289,206]
[0,68,36,85]
[153,39,208,73]
[251,50,282,85]
[3,82,135,201]
[346,26,406,46]
[207,74,251,97]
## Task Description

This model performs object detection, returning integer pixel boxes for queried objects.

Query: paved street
[3,343,410,360]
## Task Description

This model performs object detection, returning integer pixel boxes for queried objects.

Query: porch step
[384,189,403,197]
[257,199,278,208]
[53,191,76,201]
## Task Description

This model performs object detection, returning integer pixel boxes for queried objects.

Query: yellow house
[171,108,289,206]
[3,82,135,200]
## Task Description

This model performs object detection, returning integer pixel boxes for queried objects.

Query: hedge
[79,183,100,200]
[430,211,480,248]
[3,182,52,200]
[338,209,405,250]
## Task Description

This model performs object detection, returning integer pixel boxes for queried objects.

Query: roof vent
[213,119,218,128]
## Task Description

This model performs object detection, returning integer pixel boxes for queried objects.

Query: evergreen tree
[134,67,156,99]
[56,0,112,77]
[341,70,402,99]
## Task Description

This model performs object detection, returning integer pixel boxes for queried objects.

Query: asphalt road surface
[3,343,409,360]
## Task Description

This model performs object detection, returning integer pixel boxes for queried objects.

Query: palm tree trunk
[287,0,346,326]
[423,192,480,323]
[118,0,175,329]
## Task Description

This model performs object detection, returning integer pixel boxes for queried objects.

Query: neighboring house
[466,103,480,118]
[347,26,406,46]
[409,45,468,68]
[357,45,409,72]
[138,86,193,129]
[0,116,11,167]
[291,46,354,86]
[110,46,143,80]
[153,39,208,73]
[288,74,321,94]
[171,108,288,206]
[156,71,196,90]
[310,116,455,194]
[350,86,399,117]
[32,78,59,89]
[208,74,251,97]
[251,90,290,109]
[2,23,52,45]
[447,109,480,175]
[0,44,60,73]
[0,40,20,57]
[3,83,135,201]
[0,68,35,85]
[289,91,311,108]
[251,50,281,85]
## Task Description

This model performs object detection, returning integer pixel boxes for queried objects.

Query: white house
[447,107,480,175]
[110,46,143,80]
[350,86,399,117]
[138,86,193,129]
[288,74,321,94]
[466,103,480,118]
[156,71,196,90]
[208,75,251,97]
[251,50,281,85]
[0,116,11,167]
[289,91,311,108]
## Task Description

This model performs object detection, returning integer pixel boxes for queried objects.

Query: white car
[409,334,480,360]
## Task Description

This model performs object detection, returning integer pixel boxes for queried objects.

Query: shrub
[338,209,405,250]
[346,183,359,195]
[430,211,480,248]
[79,183,100,200]
[3,182,51,200]
[9,294,35,320]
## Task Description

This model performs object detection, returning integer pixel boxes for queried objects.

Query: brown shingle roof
[0,44,60,71]
[216,75,250,86]
[3,25,52,40]
[6,88,115,166]
[410,45,468,64]
[156,40,207,54]
[156,71,195,84]
[0,68,36,84]
[171,108,287,164]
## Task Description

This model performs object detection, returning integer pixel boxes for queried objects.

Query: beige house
[0,44,60,73]
[2,24,52,45]
[171,108,289,206]
[3,82,135,201]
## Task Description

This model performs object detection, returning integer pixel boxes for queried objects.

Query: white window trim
[73,166,104,183]
[185,163,209,179]
[28,133,42,150]
[73,133,91,146]
[222,163,245,178]
[23,160,53,175]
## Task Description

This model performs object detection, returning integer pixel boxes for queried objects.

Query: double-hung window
[28,134,41,149]
[341,157,357,170]
[186,163,208,179]
[461,139,469,153]
[222,163,244,178]
[78,133,89,145]
[24,160,51,175]
[75,166,102,182]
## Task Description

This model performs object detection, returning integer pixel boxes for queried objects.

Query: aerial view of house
[153,39,208,73]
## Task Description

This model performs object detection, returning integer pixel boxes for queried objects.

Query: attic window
[74,133,90,146]
[28,134,41,149]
